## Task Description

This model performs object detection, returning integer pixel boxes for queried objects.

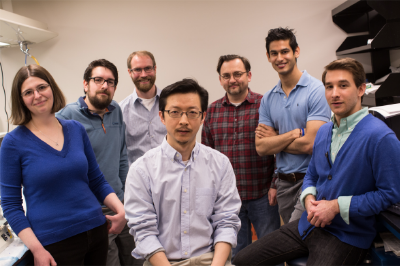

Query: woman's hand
[105,212,126,234]
[103,193,126,234]
[33,248,57,266]
[18,228,57,266]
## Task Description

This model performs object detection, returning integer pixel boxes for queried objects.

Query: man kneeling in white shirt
[124,78,241,266]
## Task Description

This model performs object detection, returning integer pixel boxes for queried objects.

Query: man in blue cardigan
[233,58,400,265]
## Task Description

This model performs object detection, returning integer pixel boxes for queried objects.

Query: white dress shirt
[119,87,167,166]
[124,138,241,260]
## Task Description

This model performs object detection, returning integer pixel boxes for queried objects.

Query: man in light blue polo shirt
[255,27,330,224]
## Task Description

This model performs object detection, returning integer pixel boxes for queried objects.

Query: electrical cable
[19,42,40,66]
[30,55,40,65]
[24,43,27,66]
[0,61,9,132]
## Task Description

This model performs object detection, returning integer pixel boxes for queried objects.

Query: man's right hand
[268,188,277,206]
[255,124,278,139]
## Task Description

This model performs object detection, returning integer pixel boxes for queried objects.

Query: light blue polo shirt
[259,70,330,174]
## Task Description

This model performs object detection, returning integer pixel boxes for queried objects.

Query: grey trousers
[275,178,305,224]
[103,208,144,266]
[143,252,233,266]
[232,219,368,266]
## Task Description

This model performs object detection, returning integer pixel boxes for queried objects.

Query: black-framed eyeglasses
[164,110,203,119]
[89,77,116,87]
[130,66,155,75]
[220,71,248,80]
[21,84,50,98]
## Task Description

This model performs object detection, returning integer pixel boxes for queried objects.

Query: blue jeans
[232,193,280,259]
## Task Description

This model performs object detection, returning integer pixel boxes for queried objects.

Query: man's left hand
[105,213,126,234]
[307,199,339,228]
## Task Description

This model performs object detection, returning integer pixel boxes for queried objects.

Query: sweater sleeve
[0,135,31,235]
[119,115,129,192]
[349,133,400,217]
[78,122,114,203]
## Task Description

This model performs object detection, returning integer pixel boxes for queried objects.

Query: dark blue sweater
[0,119,114,246]
[299,114,400,249]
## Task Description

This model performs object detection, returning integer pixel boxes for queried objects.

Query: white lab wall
[1,0,395,135]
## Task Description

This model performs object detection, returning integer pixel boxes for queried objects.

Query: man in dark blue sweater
[233,58,400,265]
[56,59,141,266]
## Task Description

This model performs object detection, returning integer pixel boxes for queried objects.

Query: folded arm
[283,120,326,155]
[255,124,300,156]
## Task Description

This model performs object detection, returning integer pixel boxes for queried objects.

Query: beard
[87,90,112,110]
[225,83,247,96]
[132,75,156,93]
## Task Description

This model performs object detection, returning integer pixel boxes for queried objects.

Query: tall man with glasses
[255,28,330,224]
[120,50,167,166]
[202,54,280,258]
[124,78,241,266]
[56,59,140,266]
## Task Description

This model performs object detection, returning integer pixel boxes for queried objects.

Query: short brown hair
[127,51,156,69]
[10,65,66,125]
[83,59,119,94]
[322,58,366,88]
[216,54,251,75]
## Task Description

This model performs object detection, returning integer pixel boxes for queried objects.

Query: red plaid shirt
[202,89,274,200]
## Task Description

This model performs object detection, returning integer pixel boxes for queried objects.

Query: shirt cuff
[338,196,352,225]
[132,235,164,260]
[214,227,238,248]
[300,186,317,209]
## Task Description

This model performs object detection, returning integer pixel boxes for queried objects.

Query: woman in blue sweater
[0,65,126,265]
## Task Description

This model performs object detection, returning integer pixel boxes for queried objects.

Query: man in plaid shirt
[201,54,280,259]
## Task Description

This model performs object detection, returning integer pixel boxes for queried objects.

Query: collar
[272,70,310,94]
[132,86,161,103]
[161,137,200,163]
[222,88,256,106]
[332,107,369,130]
[78,96,115,113]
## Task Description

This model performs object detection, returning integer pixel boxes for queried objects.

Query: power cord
[0,61,9,132]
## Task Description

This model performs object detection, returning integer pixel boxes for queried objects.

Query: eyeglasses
[129,66,155,75]
[89,77,116,87]
[220,71,248,80]
[21,84,50,98]
[164,110,203,119]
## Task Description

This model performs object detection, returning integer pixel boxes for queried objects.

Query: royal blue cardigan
[299,114,400,249]
[0,119,114,246]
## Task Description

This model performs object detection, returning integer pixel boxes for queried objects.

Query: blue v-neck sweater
[0,119,114,246]
[299,114,400,249]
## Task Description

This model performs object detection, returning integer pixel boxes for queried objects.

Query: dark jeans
[27,222,108,266]
[232,193,280,259]
[233,219,368,266]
